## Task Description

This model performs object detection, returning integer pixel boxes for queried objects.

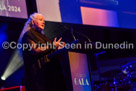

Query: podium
[48,40,93,91]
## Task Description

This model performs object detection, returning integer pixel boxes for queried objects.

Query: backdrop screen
[36,0,136,29]
[0,0,28,18]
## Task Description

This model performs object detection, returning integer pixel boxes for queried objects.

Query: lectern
[48,40,92,91]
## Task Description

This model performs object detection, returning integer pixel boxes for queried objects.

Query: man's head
[30,13,45,32]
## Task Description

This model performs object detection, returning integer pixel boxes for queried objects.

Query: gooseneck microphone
[63,25,77,41]
[74,31,91,42]
[63,25,91,42]
[70,27,77,41]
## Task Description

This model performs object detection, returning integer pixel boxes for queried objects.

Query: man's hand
[53,37,62,48]
[58,42,65,50]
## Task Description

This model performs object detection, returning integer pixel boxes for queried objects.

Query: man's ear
[32,20,34,25]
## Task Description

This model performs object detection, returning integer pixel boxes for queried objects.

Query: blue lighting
[0,23,8,50]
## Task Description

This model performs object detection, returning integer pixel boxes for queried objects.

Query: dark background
[0,0,136,89]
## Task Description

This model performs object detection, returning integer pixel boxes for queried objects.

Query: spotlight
[1,49,24,80]
[1,77,6,81]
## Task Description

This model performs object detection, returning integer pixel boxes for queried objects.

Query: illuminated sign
[68,52,92,91]
[0,0,27,18]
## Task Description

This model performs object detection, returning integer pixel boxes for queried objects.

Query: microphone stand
[74,31,91,42]
[70,27,77,41]
[63,25,77,41]
[63,25,91,43]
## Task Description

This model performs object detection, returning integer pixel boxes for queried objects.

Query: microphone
[74,31,91,42]
[63,24,91,42]
[70,27,77,41]
[63,25,77,41]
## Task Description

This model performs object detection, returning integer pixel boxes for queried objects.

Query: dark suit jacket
[22,28,66,91]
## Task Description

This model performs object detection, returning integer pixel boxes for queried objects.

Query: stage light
[1,49,24,80]
[1,77,6,81]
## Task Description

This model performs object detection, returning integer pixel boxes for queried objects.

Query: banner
[0,0,27,18]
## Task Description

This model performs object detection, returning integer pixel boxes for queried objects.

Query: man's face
[33,14,45,31]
